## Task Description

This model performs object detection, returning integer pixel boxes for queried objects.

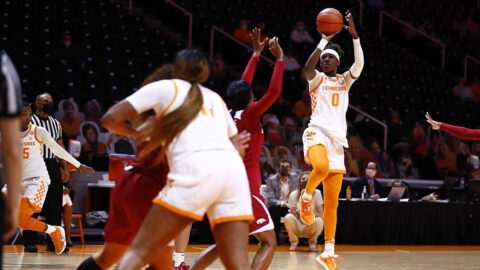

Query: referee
[23,93,69,252]
[0,51,23,265]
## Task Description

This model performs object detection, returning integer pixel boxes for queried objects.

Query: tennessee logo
[305,131,316,137]
[256,218,267,225]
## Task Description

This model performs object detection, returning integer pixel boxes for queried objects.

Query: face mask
[366,168,376,178]
[301,180,307,190]
[280,167,289,176]
[259,157,267,164]
[42,103,54,114]
[240,24,247,30]
[297,26,305,31]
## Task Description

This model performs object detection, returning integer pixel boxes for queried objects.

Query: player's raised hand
[321,31,340,42]
[268,37,284,61]
[79,164,95,176]
[344,10,358,39]
[250,27,269,57]
[425,112,442,130]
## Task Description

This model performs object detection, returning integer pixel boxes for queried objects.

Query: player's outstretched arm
[39,127,95,175]
[426,112,480,140]
[304,32,338,81]
[102,100,138,137]
[241,27,268,84]
[344,10,364,80]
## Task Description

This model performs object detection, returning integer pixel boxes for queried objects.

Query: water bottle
[346,186,352,201]
[361,185,367,200]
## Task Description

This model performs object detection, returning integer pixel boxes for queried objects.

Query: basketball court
[3,245,480,269]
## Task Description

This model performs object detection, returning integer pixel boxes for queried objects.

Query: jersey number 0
[332,93,339,107]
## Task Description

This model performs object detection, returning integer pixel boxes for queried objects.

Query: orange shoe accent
[315,254,342,270]
[299,190,314,225]
[49,226,66,255]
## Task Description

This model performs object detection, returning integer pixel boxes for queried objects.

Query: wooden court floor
[3,245,480,269]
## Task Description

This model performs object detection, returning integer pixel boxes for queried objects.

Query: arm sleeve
[241,55,260,84]
[345,38,364,87]
[126,80,175,116]
[440,123,480,140]
[241,60,285,131]
[37,127,81,168]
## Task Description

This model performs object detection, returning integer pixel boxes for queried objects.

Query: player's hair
[140,49,210,165]
[140,64,174,88]
[325,43,344,59]
[225,80,251,116]
[22,101,32,110]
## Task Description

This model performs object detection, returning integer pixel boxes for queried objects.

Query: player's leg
[173,223,192,269]
[116,204,194,269]
[149,245,175,269]
[315,172,342,270]
[190,244,219,270]
[62,200,73,246]
[212,221,251,270]
[77,242,130,270]
[301,144,329,225]
[251,229,276,270]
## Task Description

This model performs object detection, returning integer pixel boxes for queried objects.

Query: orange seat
[71,214,85,245]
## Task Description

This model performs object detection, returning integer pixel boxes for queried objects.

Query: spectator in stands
[53,32,85,70]
[84,100,105,131]
[274,146,298,172]
[397,156,419,179]
[285,171,323,251]
[468,155,480,179]
[412,124,428,155]
[368,140,395,177]
[233,19,252,43]
[60,100,82,145]
[452,78,475,103]
[284,51,301,72]
[265,159,297,242]
[282,116,302,147]
[292,89,312,121]
[457,142,471,172]
[388,110,409,146]
[290,21,315,44]
[435,143,458,178]
[268,94,292,122]
[260,146,276,183]
[344,150,359,177]
[210,53,225,78]
[79,123,108,170]
[349,137,375,176]
[352,162,386,199]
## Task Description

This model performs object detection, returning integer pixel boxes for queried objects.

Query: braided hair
[325,43,344,59]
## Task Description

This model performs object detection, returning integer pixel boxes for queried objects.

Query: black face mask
[41,103,54,115]
[280,167,289,176]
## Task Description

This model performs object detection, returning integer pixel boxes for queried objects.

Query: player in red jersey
[426,112,480,140]
[192,28,284,270]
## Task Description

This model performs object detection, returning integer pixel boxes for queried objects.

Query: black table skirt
[336,200,480,245]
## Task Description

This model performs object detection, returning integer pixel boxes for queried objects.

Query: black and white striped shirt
[31,114,63,159]
[0,51,22,117]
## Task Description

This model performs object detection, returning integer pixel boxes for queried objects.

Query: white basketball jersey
[21,124,50,181]
[307,70,356,148]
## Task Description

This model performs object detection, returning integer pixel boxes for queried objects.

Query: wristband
[317,38,328,51]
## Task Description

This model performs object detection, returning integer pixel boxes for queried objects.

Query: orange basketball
[316,8,344,35]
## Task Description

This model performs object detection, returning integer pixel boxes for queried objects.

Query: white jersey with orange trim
[307,70,356,148]
[21,123,81,181]
[126,79,239,185]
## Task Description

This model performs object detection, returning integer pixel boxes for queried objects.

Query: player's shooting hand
[344,10,358,39]
[79,164,95,176]
[425,112,441,130]
[250,27,269,57]
[268,37,284,61]
[321,31,340,42]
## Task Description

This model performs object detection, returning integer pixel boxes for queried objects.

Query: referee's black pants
[23,159,62,246]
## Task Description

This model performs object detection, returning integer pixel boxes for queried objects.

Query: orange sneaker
[316,254,341,270]
[49,226,66,255]
[299,190,314,225]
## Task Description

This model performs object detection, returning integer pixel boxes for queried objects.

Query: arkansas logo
[256,218,267,225]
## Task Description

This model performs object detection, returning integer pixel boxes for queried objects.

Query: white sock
[173,252,185,267]
[45,225,56,234]
[302,191,312,202]
[322,240,335,257]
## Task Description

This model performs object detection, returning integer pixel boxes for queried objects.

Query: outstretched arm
[426,112,480,140]
[241,27,269,84]
[344,10,364,81]
[304,32,338,81]
[242,37,285,131]
[38,127,94,175]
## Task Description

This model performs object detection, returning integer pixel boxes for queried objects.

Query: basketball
[316,8,344,35]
